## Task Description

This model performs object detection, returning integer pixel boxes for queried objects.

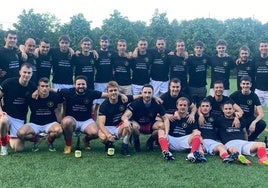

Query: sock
[190,135,201,153]
[123,135,129,144]
[122,143,128,149]
[220,152,229,159]
[65,138,72,146]
[30,135,39,142]
[158,137,169,151]
[84,135,90,143]
[0,135,10,146]
[257,147,267,159]
[47,137,55,143]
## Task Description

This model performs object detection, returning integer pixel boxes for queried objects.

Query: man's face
[19,66,33,83]
[176,100,188,114]
[200,102,211,116]
[138,40,148,53]
[38,81,49,96]
[39,42,50,55]
[259,42,268,56]
[156,39,166,52]
[222,104,234,118]
[169,82,181,97]
[100,39,109,50]
[25,39,36,54]
[142,87,153,103]
[59,40,70,52]
[107,86,119,100]
[5,33,17,49]
[216,45,226,56]
[239,49,249,61]
[213,83,224,96]
[117,41,126,53]
[75,79,87,94]
[176,42,185,53]
[240,80,252,93]
[194,46,204,56]
[81,41,92,53]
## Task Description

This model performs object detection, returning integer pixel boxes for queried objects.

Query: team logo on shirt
[246,66,251,70]
[223,61,228,67]
[49,56,53,61]
[119,105,125,112]
[15,54,19,60]
[149,113,154,118]
[144,57,149,62]
[90,59,94,65]
[161,53,166,58]
[266,61,268,66]
[208,117,214,122]
[203,59,207,64]
[182,122,188,128]
[84,99,90,104]
[107,53,112,58]
[47,101,54,107]
[182,61,187,66]
[124,61,129,66]
[247,99,253,105]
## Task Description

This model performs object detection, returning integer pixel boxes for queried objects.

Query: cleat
[63,145,72,154]
[133,135,141,152]
[258,157,268,165]
[237,154,251,165]
[186,152,196,163]
[48,143,56,152]
[32,142,40,152]
[83,137,91,150]
[223,152,239,164]
[146,137,154,151]
[193,150,207,163]
[162,151,175,161]
[0,145,8,156]
[121,147,131,157]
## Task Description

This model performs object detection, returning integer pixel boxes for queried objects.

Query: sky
[0,0,267,30]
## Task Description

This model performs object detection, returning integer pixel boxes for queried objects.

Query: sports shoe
[258,157,268,165]
[193,150,207,163]
[237,154,251,165]
[186,152,196,163]
[83,137,91,150]
[146,137,154,151]
[162,151,175,161]
[133,135,141,152]
[223,152,239,163]
[48,143,56,152]
[32,142,40,152]
[0,145,8,156]
[121,147,131,157]
[63,145,72,154]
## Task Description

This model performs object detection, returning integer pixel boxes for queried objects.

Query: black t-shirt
[254,55,268,90]
[150,49,170,81]
[230,90,261,118]
[95,50,114,83]
[59,88,102,121]
[127,98,166,125]
[28,91,63,125]
[169,117,198,137]
[111,54,132,85]
[198,114,219,140]
[0,78,36,120]
[99,95,134,127]
[36,52,52,81]
[236,60,255,90]
[205,95,234,117]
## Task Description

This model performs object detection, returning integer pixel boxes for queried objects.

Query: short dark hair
[20,63,33,70]
[195,41,204,47]
[58,35,70,42]
[176,97,190,106]
[240,75,252,83]
[100,35,109,41]
[75,75,88,83]
[38,77,50,85]
[5,30,17,38]
[169,78,181,87]
[213,80,224,87]
[40,38,50,44]
[142,84,154,92]
[80,37,92,45]
[216,39,227,46]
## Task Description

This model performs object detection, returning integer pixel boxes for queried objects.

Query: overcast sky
[0,0,267,29]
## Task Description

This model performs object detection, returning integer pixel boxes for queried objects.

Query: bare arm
[249,105,264,133]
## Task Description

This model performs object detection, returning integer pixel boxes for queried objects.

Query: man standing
[230,75,266,141]
[0,63,36,155]
[17,77,63,152]
[121,84,169,152]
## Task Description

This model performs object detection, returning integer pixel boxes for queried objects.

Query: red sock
[65,138,72,146]
[47,137,55,143]
[0,135,10,146]
[190,135,201,153]
[30,135,39,142]
[158,137,169,151]
[220,152,229,159]
[257,147,267,159]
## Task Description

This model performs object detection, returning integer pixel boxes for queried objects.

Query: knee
[61,117,75,129]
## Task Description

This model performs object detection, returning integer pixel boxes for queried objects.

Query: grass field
[1,79,268,188]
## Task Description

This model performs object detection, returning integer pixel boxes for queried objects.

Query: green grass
[1,79,268,188]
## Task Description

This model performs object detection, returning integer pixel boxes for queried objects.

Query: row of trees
[1,9,268,58]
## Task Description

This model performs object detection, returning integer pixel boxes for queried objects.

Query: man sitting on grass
[216,101,268,165]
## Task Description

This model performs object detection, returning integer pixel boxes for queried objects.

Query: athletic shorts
[8,115,24,138]
[203,139,222,155]
[28,122,57,134]
[53,83,73,90]
[94,82,107,105]
[131,84,143,95]
[168,135,191,151]
[71,118,95,133]
[225,139,257,156]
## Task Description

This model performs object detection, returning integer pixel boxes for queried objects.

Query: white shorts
[53,83,73,90]
[8,115,24,138]
[168,135,191,151]
[28,122,57,134]
[255,89,268,107]
[203,139,222,155]
[106,126,120,138]
[72,118,95,133]
[150,80,168,97]
[131,84,143,95]
[209,89,229,97]
[118,85,132,95]
[225,139,257,156]
[93,82,107,104]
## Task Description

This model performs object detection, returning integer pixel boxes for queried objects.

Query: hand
[31,89,39,99]
[249,122,256,133]
[120,94,128,103]
[107,134,115,142]
[232,117,240,128]
[198,114,205,126]
[92,50,99,59]
[0,69,7,77]
[186,113,195,124]
[132,47,138,58]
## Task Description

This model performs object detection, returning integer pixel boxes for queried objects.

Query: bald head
[25,38,36,54]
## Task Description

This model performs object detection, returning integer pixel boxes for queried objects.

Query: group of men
[0,30,267,166]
